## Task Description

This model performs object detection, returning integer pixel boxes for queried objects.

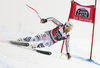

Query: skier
[12,17,73,59]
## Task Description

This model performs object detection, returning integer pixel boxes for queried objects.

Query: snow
[0,38,100,68]
[0,0,100,68]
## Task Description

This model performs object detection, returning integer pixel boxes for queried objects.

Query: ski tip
[49,52,52,55]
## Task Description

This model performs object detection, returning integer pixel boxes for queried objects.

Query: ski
[9,41,29,46]
[9,41,52,55]
[34,49,52,55]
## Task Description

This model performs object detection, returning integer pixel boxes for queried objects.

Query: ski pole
[60,40,65,53]
[26,4,42,19]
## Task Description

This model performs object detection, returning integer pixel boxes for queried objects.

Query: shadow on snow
[72,55,100,66]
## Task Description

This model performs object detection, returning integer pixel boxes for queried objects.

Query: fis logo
[76,5,90,18]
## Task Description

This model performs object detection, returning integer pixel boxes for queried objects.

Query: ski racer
[12,17,73,59]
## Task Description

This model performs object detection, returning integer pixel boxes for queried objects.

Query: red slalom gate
[61,0,97,60]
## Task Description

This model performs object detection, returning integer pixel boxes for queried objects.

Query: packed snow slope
[0,0,100,68]
[0,32,100,68]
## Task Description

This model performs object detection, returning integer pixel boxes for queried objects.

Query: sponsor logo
[76,5,90,18]
[55,29,62,40]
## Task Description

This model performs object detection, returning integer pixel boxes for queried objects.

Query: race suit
[20,17,70,52]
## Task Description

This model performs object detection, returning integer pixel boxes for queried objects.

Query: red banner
[69,1,96,23]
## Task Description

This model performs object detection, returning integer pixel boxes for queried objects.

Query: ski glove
[41,19,47,23]
[66,53,71,59]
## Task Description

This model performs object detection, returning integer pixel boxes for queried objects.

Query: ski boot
[66,53,71,59]
[28,44,36,48]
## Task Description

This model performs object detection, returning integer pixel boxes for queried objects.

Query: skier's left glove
[41,19,47,23]
[66,53,71,59]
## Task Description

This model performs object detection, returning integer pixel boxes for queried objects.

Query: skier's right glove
[41,19,47,23]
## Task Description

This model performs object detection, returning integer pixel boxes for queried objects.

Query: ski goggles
[65,26,71,31]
